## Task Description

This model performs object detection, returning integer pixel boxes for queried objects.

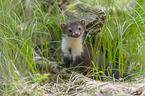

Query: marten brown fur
[60,19,128,79]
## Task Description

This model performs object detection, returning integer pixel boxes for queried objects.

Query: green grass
[0,0,145,95]
[0,0,65,95]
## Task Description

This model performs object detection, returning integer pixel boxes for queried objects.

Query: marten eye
[78,27,81,31]
[68,29,72,32]
[68,27,72,33]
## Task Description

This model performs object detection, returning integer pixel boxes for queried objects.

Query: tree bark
[64,2,106,36]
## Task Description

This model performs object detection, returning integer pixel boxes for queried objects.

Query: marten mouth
[68,32,82,38]
[69,35,81,38]
[71,35,81,38]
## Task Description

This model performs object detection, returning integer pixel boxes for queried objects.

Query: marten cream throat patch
[61,35,83,60]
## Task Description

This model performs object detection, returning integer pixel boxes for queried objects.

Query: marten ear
[79,19,86,28]
[60,23,67,29]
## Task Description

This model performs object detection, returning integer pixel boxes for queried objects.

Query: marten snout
[67,25,83,38]
[74,31,80,37]
[71,30,81,38]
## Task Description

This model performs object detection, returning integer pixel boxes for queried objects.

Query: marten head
[60,20,86,38]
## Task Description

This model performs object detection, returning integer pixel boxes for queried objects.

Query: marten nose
[75,32,80,36]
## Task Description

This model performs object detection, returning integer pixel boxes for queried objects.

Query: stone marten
[60,19,128,79]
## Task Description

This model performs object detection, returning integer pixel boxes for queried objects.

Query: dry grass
[36,78,145,96]
[5,73,144,96]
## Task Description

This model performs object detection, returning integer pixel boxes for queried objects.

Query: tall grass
[0,0,65,95]
[80,0,145,78]
[0,0,145,95]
